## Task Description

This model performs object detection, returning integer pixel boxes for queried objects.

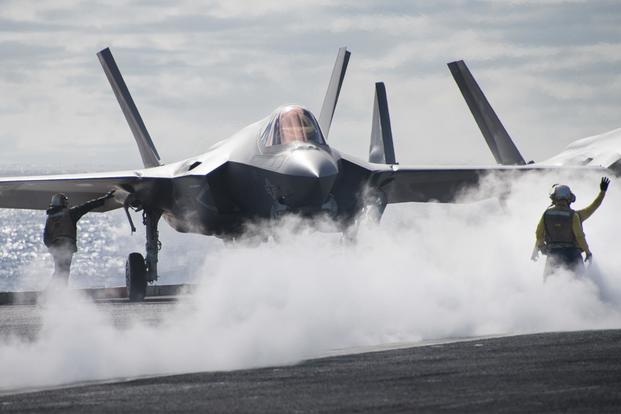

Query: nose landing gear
[125,208,162,302]
[126,252,147,301]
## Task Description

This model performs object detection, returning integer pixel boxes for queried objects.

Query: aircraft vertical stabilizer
[369,82,397,164]
[97,48,162,168]
[319,47,350,139]
[448,60,526,165]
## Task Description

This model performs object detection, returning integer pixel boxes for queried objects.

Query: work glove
[600,177,610,192]
[584,252,593,264]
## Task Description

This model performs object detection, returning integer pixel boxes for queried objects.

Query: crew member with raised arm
[43,191,115,287]
[531,177,609,278]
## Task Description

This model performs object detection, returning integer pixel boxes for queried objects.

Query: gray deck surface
[1,329,620,413]
[0,297,178,341]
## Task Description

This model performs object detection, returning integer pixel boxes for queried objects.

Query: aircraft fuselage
[159,106,366,237]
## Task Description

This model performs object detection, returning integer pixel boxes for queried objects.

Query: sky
[1,0,621,171]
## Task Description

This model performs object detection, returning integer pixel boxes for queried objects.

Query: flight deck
[0,329,619,413]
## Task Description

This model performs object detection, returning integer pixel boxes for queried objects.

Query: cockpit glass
[262,106,325,147]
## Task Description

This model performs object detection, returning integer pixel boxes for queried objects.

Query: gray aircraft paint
[369,82,396,165]
[448,60,526,166]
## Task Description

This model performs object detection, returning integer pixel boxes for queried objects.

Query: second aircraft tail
[448,60,526,166]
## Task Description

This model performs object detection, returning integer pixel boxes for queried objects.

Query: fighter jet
[0,48,607,300]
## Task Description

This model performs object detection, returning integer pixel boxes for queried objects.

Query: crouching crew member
[531,177,609,278]
[43,191,115,286]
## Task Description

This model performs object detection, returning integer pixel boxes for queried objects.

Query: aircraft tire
[126,252,147,302]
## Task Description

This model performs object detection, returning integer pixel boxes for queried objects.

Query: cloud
[0,1,620,166]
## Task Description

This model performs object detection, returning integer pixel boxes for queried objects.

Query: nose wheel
[122,206,162,302]
[126,252,147,301]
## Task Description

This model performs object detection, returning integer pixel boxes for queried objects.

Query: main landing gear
[124,205,162,302]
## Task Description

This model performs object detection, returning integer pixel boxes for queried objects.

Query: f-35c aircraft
[0,48,612,300]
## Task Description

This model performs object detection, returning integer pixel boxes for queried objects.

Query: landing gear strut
[144,208,162,283]
[343,188,387,242]
[125,207,162,302]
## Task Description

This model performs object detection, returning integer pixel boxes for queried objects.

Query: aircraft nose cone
[279,147,339,208]
[285,147,339,178]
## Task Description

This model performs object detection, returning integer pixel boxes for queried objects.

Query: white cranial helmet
[549,184,576,203]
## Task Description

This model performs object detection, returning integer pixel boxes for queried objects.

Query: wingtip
[338,46,351,57]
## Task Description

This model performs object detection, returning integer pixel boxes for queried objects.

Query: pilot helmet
[50,193,69,208]
[549,184,576,203]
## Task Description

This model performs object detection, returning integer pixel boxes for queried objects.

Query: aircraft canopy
[262,106,325,147]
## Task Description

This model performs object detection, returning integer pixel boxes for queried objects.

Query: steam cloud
[1,170,620,391]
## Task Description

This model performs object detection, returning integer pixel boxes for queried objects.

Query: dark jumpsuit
[43,195,109,285]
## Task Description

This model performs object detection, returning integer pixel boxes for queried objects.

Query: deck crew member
[43,191,114,286]
[531,177,609,277]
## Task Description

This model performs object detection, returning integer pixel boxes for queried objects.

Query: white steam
[1,171,620,391]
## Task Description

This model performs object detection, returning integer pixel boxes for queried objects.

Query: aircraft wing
[367,164,582,204]
[0,170,159,211]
